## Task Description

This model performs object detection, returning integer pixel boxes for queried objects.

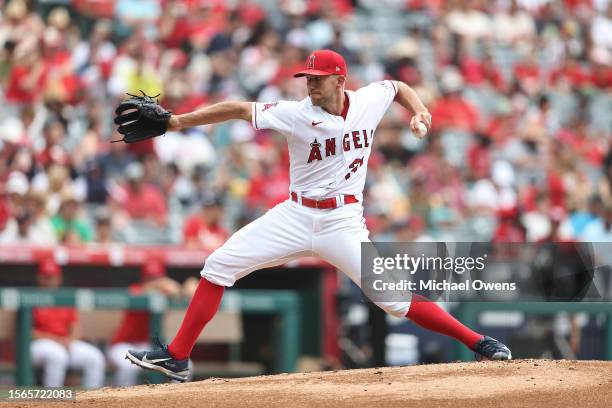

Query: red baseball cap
[294,49,347,77]
[38,258,61,277]
[141,258,166,279]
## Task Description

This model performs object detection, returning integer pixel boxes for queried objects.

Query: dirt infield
[10,360,612,408]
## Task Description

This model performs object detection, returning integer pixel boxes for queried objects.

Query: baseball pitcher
[115,50,511,382]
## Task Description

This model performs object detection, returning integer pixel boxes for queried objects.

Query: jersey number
[345,157,364,180]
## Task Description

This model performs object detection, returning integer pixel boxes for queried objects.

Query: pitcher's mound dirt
[14,360,612,408]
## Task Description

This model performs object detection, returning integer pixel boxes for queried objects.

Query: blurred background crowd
[0,0,611,249]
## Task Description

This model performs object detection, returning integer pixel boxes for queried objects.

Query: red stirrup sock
[406,294,482,349]
[167,278,224,360]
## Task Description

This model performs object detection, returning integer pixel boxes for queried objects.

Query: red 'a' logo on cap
[307,54,315,69]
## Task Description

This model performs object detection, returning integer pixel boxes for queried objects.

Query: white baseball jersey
[251,80,399,199]
[201,79,411,318]
[163,73,498,366]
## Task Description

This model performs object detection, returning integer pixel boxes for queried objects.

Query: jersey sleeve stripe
[389,80,398,97]
[252,102,258,129]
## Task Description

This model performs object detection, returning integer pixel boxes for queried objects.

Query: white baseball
[415,122,428,138]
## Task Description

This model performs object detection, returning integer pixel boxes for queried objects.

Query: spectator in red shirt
[467,133,492,181]
[107,257,196,386]
[5,40,47,106]
[36,120,71,169]
[557,116,606,168]
[549,55,592,89]
[460,53,505,90]
[493,207,526,242]
[73,0,115,19]
[513,50,541,95]
[113,162,168,226]
[31,258,106,388]
[158,2,192,49]
[590,48,612,88]
[429,68,480,132]
[183,195,228,251]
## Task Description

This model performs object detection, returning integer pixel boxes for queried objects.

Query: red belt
[290,192,358,209]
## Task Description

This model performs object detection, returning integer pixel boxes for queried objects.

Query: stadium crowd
[0,0,611,249]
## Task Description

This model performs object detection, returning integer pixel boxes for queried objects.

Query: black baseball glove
[113,91,172,143]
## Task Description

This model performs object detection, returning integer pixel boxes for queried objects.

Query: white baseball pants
[201,199,411,317]
[30,338,106,388]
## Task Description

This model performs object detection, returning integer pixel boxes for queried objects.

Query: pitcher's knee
[200,253,238,287]
[200,268,235,287]
[375,301,411,317]
[200,265,235,287]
